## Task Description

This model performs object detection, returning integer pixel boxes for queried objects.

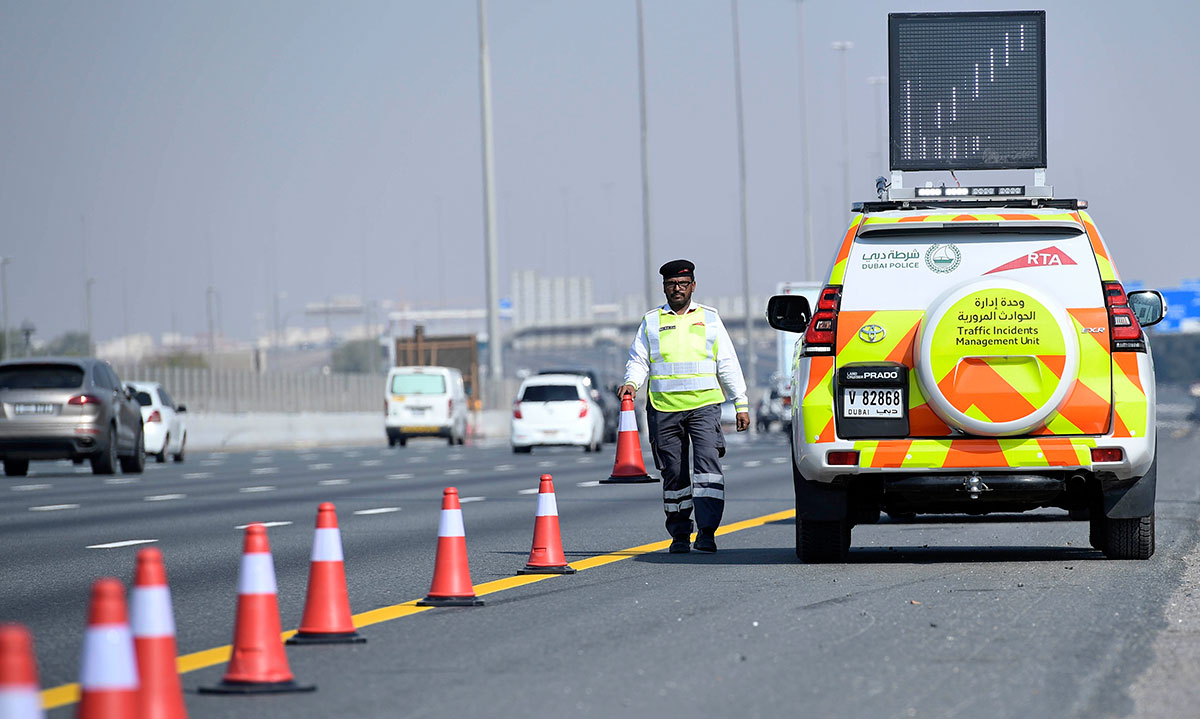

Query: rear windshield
[521,384,580,402]
[390,374,446,395]
[133,391,154,407]
[0,365,85,390]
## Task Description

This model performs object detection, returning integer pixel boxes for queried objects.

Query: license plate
[842,388,903,418]
[12,403,56,416]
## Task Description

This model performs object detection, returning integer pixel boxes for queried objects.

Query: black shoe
[694,529,717,553]
[669,536,691,554]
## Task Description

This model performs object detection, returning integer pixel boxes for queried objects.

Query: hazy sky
[2,0,1198,343]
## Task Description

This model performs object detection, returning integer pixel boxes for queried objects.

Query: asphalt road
[3,407,1197,719]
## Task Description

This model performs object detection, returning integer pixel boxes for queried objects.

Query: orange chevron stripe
[1113,352,1144,395]
[1036,437,1086,466]
[886,322,920,365]
[1038,354,1066,379]
[936,359,1037,423]
[944,440,1006,468]
[908,403,954,436]
[868,440,913,468]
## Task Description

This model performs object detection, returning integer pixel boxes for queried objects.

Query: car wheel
[120,426,146,474]
[173,434,186,463]
[155,434,168,463]
[398,436,407,447]
[1101,512,1155,560]
[4,459,29,477]
[796,519,851,563]
[92,426,118,475]
[513,446,531,454]
[447,435,455,447]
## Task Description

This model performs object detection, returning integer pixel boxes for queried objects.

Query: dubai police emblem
[925,243,962,274]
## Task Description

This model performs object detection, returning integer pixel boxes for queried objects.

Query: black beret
[659,259,695,279]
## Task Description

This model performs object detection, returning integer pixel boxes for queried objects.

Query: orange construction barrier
[131,547,188,719]
[288,503,365,645]
[601,394,657,483]
[199,524,315,694]
[417,487,484,607]
[518,474,576,575]
[78,578,139,719]
[0,624,43,719]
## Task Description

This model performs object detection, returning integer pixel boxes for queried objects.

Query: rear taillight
[448,398,454,414]
[384,399,389,415]
[579,400,588,418]
[1103,281,1145,352]
[827,450,859,466]
[67,394,102,406]
[1091,447,1124,463]
[803,285,842,356]
[147,410,162,423]
[512,402,523,419]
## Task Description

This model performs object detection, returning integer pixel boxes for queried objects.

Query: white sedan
[126,381,187,463]
[511,374,604,454]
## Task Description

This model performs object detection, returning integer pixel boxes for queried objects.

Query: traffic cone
[0,624,43,719]
[287,503,366,645]
[518,474,576,575]
[78,578,139,719]
[417,487,484,606]
[199,524,315,694]
[130,547,188,719]
[601,394,657,483]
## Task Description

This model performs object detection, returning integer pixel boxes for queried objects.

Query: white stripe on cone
[310,528,344,562]
[618,410,638,433]
[79,625,138,689]
[438,509,465,538]
[0,689,42,719]
[130,586,176,638]
[238,553,278,595]
[535,492,558,517]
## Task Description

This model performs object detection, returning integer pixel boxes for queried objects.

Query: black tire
[513,445,531,454]
[398,436,407,447]
[1089,515,1105,551]
[91,426,118,475]
[1101,512,1155,560]
[173,434,186,463]
[4,459,29,477]
[447,435,455,446]
[797,519,851,563]
[120,426,146,474]
[155,434,168,464]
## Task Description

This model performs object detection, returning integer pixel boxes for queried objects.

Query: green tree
[38,331,91,357]
[331,339,383,374]
[150,351,209,369]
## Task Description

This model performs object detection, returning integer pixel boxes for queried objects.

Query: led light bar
[914,185,1026,198]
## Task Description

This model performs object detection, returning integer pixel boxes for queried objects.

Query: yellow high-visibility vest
[645,305,725,412]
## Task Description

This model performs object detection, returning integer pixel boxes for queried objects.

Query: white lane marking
[318,478,350,486]
[444,468,467,476]
[771,457,788,464]
[75,466,92,474]
[360,459,382,467]
[239,486,276,493]
[577,480,602,487]
[460,496,486,503]
[743,460,763,468]
[309,463,333,470]
[447,453,463,460]
[200,459,224,467]
[144,494,186,502]
[183,472,212,480]
[11,484,51,491]
[299,454,319,461]
[518,487,539,495]
[537,461,554,468]
[252,456,273,464]
[250,467,279,475]
[341,452,360,458]
[408,456,428,463]
[104,477,140,485]
[30,504,80,512]
[493,464,514,472]
[576,457,594,464]
[87,539,158,549]
[235,521,292,529]
[354,507,400,515]
[387,473,413,480]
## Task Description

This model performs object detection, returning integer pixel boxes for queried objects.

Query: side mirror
[175,404,187,413]
[1127,290,1166,327]
[766,295,812,333]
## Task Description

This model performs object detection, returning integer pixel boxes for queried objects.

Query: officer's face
[663,277,694,309]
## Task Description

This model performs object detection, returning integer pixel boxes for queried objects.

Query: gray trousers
[648,402,726,538]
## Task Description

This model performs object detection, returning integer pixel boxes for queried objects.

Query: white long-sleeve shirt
[623,301,749,412]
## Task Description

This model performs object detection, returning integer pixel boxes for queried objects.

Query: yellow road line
[41,506,796,710]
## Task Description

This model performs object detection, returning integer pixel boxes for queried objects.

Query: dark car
[0,358,146,476]
[537,368,619,442]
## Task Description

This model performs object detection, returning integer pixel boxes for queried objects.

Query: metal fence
[111,365,381,413]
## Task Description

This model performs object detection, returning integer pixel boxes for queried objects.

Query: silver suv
[0,358,145,476]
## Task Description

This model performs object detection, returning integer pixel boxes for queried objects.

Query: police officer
[619,259,749,553]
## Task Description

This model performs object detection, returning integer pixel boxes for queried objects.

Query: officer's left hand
[736,412,750,432]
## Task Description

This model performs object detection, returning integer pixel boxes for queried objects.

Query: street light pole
[731,0,755,412]
[832,41,854,217]
[477,0,503,408]
[0,257,11,361]
[867,76,887,175]
[206,286,216,356]
[794,0,815,282]
[85,277,95,356]
[636,0,656,311]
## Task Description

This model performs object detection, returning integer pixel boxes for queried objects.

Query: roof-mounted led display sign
[889,11,1046,171]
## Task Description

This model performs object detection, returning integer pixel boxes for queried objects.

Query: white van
[385,366,468,447]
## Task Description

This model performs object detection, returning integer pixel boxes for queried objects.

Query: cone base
[417,595,485,607]
[198,679,316,694]
[518,564,576,575]
[601,474,657,484]
[286,630,367,645]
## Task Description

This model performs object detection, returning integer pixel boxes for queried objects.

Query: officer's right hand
[618,383,637,400]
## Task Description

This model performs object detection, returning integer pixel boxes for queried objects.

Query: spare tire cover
[915,278,1079,436]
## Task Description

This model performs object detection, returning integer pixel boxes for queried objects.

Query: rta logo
[986,245,1077,274]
